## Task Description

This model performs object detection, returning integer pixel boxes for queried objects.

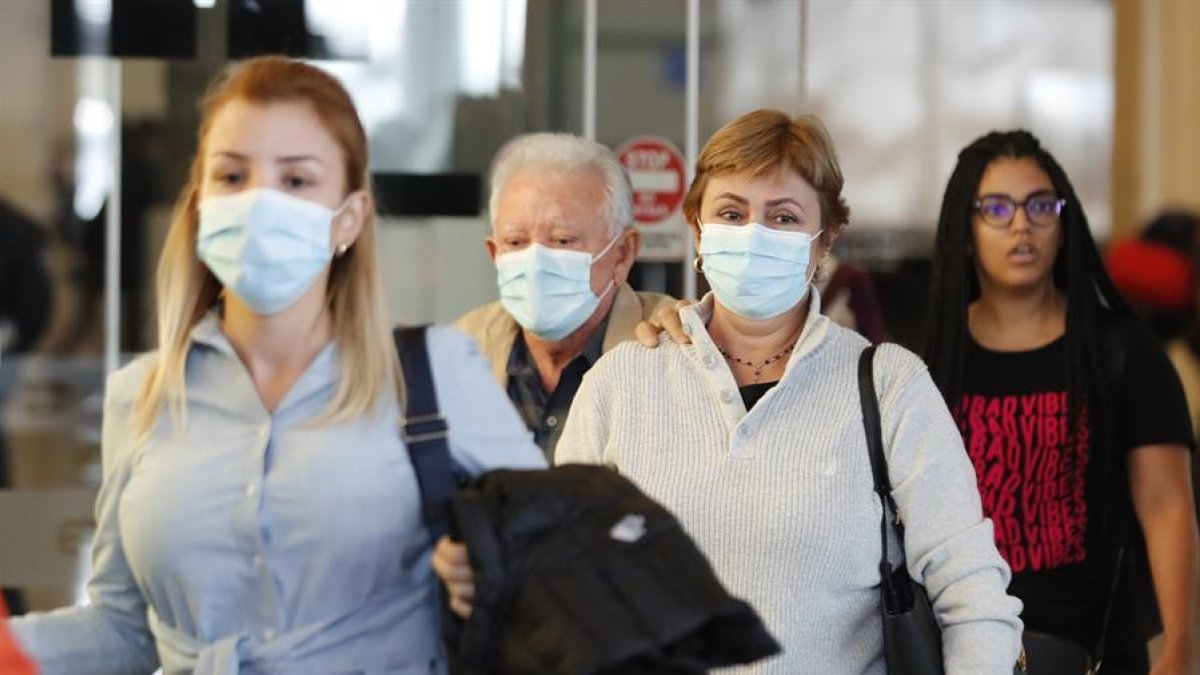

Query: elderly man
[457,133,673,460]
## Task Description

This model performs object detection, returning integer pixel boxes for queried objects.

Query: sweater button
[702,353,718,369]
[737,424,751,439]
[720,389,736,404]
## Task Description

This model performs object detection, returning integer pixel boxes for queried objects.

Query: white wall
[376,216,499,326]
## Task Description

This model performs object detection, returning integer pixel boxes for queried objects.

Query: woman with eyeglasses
[922,130,1197,675]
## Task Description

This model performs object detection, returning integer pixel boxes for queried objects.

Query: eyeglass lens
[977,195,1062,227]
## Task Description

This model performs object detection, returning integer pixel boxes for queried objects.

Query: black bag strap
[393,326,458,544]
[858,346,904,582]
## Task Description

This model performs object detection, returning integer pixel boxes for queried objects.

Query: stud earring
[336,243,349,257]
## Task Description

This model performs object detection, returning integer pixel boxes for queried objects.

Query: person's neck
[969,281,1065,351]
[708,298,808,385]
[221,289,333,409]
[524,292,615,393]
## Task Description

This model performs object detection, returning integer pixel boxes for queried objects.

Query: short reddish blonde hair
[683,110,850,240]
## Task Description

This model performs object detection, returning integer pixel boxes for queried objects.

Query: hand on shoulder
[634,299,694,348]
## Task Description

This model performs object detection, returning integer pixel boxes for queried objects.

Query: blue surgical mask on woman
[699,222,822,320]
[495,234,621,342]
[197,188,346,315]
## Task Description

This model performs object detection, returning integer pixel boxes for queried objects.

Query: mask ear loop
[801,228,828,298]
[589,228,628,300]
[591,229,625,262]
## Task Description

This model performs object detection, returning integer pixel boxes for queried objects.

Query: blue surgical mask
[495,234,621,341]
[699,222,821,320]
[197,188,344,315]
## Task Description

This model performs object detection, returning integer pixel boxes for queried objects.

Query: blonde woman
[8,57,543,674]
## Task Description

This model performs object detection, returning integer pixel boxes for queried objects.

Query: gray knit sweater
[556,294,1023,674]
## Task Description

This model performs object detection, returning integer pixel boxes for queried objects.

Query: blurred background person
[0,197,54,615]
[1106,211,1200,345]
[815,252,888,344]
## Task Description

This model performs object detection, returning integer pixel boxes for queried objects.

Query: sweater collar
[680,289,830,382]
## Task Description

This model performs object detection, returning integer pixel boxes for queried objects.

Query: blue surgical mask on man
[197,188,347,315]
[495,233,621,342]
[699,222,822,320]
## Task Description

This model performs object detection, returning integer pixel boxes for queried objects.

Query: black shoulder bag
[858,345,1026,675]
[858,345,945,675]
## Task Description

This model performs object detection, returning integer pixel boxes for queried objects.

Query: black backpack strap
[393,326,457,544]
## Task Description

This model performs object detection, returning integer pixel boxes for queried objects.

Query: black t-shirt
[739,381,778,410]
[953,324,1191,648]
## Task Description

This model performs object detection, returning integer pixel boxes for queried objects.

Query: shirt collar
[187,310,341,414]
[506,312,612,378]
[190,310,237,356]
[580,313,610,365]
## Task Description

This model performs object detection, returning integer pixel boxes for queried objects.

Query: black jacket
[448,465,780,675]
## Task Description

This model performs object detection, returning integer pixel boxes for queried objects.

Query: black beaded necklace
[717,342,795,383]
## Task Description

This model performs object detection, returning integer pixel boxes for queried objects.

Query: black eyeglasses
[973,193,1065,229]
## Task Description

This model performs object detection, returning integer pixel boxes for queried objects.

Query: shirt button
[252,554,264,567]
[720,389,736,404]
[261,628,276,641]
[246,484,258,497]
[737,424,752,439]
[546,415,559,428]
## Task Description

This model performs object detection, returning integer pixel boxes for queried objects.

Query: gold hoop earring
[692,255,703,273]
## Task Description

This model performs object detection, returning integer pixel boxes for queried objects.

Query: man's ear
[485,235,498,263]
[616,227,641,265]
[611,227,641,285]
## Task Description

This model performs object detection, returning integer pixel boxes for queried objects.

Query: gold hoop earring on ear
[336,243,349,258]
[692,255,703,273]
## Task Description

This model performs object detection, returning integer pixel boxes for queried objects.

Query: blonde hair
[134,56,401,439]
[683,110,851,242]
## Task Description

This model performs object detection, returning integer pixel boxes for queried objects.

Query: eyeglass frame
[972,192,1066,229]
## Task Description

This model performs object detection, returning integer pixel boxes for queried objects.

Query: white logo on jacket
[610,514,647,543]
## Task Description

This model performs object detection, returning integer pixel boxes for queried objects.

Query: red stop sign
[617,136,687,226]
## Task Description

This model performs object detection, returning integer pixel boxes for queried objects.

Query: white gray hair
[488,132,633,238]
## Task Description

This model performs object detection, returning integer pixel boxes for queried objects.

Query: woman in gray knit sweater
[435,110,1023,674]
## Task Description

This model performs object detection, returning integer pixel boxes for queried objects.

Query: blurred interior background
[0,0,1198,660]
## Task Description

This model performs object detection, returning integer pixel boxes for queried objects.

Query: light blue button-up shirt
[10,317,546,674]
